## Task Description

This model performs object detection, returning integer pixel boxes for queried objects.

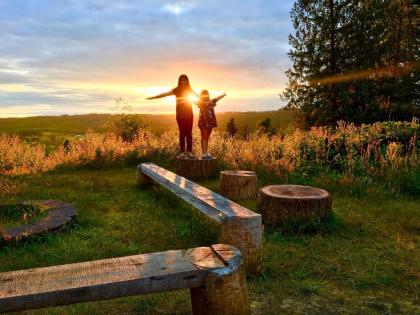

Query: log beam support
[219,217,262,274]
[190,244,250,315]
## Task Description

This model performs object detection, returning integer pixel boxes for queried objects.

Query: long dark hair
[175,74,191,93]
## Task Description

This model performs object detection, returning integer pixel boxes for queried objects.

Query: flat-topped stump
[220,170,257,200]
[1,200,76,243]
[257,185,331,227]
[176,156,217,179]
[0,244,250,315]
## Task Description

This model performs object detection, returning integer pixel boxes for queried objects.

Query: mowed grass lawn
[0,167,419,314]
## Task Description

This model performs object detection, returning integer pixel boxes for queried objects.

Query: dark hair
[200,89,210,101]
[177,74,191,90]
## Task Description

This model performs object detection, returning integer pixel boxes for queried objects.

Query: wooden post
[136,164,152,187]
[219,216,262,274]
[176,157,217,179]
[220,170,257,200]
[189,244,251,315]
[257,184,332,227]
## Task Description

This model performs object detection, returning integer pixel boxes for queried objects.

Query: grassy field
[0,110,295,135]
[0,165,419,314]
[0,115,418,313]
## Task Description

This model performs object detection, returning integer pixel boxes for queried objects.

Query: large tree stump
[257,185,331,227]
[220,170,257,200]
[176,157,217,180]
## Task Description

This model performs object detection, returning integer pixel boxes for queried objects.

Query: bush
[0,121,418,195]
[107,114,143,142]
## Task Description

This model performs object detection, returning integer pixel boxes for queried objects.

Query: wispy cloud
[0,0,293,117]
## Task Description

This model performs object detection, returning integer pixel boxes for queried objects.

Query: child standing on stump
[196,90,226,159]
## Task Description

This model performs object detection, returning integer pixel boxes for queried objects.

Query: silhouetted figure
[146,74,198,158]
[195,90,226,159]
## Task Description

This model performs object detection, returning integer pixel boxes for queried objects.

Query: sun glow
[188,94,199,103]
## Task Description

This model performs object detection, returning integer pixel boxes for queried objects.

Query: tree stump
[257,185,331,227]
[220,170,257,200]
[176,157,217,180]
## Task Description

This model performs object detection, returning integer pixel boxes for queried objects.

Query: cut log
[257,185,331,227]
[220,170,257,200]
[190,245,250,315]
[0,244,250,315]
[176,157,217,180]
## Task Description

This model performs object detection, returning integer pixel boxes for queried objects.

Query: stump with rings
[257,185,331,227]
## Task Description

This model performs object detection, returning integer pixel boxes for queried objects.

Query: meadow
[0,114,419,314]
[0,110,295,135]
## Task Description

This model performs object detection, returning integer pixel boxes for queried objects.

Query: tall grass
[1,121,418,194]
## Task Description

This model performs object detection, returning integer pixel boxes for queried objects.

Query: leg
[200,128,206,155]
[185,115,193,153]
[177,118,186,153]
[205,128,212,155]
[202,129,209,155]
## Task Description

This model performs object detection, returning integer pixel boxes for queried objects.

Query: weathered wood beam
[137,163,262,274]
[0,244,250,315]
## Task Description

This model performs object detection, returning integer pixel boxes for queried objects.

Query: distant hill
[0,110,296,135]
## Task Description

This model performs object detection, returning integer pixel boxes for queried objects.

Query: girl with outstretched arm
[195,90,226,159]
[146,74,198,158]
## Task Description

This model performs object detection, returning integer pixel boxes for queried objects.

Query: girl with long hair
[146,74,197,158]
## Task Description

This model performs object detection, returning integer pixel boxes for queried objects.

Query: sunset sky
[0,0,294,117]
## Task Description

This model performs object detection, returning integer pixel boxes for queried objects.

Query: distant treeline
[0,110,295,135]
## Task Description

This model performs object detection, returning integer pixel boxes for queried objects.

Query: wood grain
[138,163,263,273]
[257,184,332,227]
[176,157,217,180]
[220,170,257,200]
[0,244,248,314]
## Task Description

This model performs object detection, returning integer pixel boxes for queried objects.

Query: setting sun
[188,94,199,103]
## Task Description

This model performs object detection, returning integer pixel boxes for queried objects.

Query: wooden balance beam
[0,244,250,314]
[137,163,262,274]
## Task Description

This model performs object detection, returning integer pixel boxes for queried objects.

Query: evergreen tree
[283,0,419,127]
[226,118,239,137]
[257,117,276,135]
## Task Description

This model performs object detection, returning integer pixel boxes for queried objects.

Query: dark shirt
[172,87,193,120]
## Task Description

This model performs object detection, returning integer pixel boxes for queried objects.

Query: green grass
[0,166,418,314]
[0,110,295,136]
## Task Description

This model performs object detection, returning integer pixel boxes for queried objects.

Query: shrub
[0,121,418,195]
[107,114,143,142]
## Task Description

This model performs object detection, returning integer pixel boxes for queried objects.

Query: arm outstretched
[212,93,226,103]
[146,90,174,100]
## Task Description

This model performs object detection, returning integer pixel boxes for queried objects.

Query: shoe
[186,151,195,158]
[177,152,187,158]
[202,154,212,160]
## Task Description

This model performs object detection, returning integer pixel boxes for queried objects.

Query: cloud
[0,0,294,117]
[162,4,183,15]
